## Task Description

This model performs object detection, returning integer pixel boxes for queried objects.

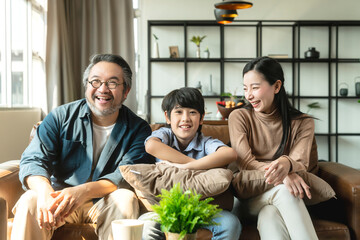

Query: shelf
[148,20,360,164]
[150,58,222,62]
[151,57,360,63]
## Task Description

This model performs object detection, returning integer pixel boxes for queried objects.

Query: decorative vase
[153,41,159,58]
[339,82,349,97]
[204,50,210,58]
[165,232,197,240]
[196,46,201,58]
[304,47,320,59]
[355,77,360,97]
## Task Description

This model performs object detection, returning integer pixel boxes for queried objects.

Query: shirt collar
[171,132,203,153]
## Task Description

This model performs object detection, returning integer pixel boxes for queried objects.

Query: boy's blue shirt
[145,127,226,162]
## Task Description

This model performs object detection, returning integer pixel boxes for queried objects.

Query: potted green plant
[152,183,221,240]
[190,35,206,58]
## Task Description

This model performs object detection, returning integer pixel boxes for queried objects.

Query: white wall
[0,108,41,163]
[137,0,360,168]
[137,0,360,116]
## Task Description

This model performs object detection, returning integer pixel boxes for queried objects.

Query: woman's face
[243,70,281,113]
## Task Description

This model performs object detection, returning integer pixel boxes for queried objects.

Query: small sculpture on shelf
[339,82,349,97]
[153,34,159,58]
[355,76,360,97]
[204,47,210,58]
[190,35,206,58]
[304,47,320,59]
[195,81,202,93]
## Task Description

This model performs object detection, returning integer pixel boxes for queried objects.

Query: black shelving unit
[147,20,360,164]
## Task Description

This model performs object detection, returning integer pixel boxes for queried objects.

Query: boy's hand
[157,160,187,169]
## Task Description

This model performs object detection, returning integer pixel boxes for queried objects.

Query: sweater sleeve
[283,117,316,173]
[228,110,268,171]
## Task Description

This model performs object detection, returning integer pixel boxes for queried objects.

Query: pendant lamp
[215,1,253,10]
[214,9,237,24]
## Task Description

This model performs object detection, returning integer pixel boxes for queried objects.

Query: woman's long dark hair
[243,56,305,159]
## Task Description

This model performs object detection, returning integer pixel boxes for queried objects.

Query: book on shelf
[268,54,289,59]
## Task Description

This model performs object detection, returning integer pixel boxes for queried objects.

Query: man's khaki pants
[11,189,139,240]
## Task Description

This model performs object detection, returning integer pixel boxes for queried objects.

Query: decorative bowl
[216,101,244,119]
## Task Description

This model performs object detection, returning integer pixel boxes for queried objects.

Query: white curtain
[45,0,136,113]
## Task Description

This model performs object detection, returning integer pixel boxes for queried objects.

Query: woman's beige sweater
[228,107,318,174]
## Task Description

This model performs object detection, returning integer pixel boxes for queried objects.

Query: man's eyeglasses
[88,80,124,89]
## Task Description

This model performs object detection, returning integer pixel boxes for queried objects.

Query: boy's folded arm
[145,137,194,163]
[182,146,237,170]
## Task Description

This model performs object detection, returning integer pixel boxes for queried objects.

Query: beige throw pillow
[232,170,335,206]
[119,164,234,211]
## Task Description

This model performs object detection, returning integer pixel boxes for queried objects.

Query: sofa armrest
[0,160,24,218]
[317,161,360,240]
[0,197,7,240]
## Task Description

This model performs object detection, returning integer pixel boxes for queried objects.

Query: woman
[228,56,318,240]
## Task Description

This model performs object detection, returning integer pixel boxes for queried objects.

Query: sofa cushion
[232,170,335,205]
[119,163,234,211]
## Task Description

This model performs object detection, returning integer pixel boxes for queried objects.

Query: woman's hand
[283,173,311,199]
[264,157,291,185]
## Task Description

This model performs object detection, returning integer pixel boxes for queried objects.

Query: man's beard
[86,95,123,117]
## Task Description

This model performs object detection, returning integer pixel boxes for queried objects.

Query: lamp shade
[215,1,253,10]
[214,9,236,24]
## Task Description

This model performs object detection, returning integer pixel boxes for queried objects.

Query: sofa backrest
[150,123,230,145]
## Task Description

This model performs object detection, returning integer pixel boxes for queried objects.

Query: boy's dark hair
[162,87,205,132]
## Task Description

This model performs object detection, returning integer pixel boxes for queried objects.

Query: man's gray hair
[82,54,132,93]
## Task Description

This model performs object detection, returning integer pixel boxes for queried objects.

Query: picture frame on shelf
[169,46,179,58]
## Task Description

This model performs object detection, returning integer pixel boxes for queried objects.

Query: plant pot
[166,232,197,240]
[204,51,210,58]
[196,47,201,58]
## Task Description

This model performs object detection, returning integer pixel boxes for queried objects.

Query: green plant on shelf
[221,90,244,103]
[306,102,321,114]
[190,35,206,47]
[151,183,221,240]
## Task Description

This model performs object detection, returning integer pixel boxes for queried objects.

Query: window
[0,0,46,108]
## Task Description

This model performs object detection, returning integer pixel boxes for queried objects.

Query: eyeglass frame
[88,79,124,89]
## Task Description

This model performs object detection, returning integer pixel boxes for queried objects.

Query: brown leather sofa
[0,123,359,240]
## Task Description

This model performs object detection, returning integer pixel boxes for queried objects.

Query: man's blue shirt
[20,99,154,190]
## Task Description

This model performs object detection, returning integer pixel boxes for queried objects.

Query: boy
[139,87,241,240]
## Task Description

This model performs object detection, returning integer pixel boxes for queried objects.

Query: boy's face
[165,105,204,149]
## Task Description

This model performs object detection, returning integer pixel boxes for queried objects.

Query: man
[11,54,154,240]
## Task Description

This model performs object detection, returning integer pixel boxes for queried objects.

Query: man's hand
[264,157,291,185]
[48,185,89,219]
[36,192,57,230]
[26,175,61,230]
[283,172,311,199]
